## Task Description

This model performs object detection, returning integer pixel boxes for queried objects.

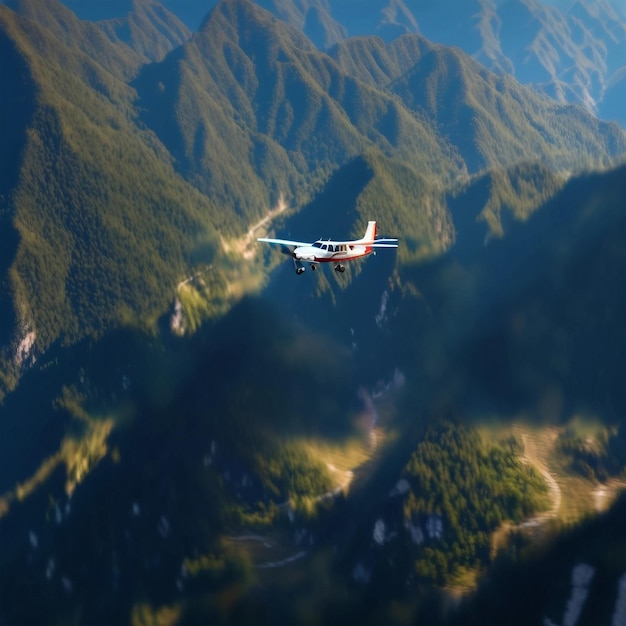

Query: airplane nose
[294,247,315,261]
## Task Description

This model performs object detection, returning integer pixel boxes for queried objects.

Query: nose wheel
[294,259,305,275]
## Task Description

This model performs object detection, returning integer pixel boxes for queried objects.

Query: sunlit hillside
[2,0,626,401]
[1,1,626,625]
[230,0,626,127]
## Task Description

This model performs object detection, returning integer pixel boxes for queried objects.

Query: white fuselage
[256,220,397,275]
[293,241,371,263]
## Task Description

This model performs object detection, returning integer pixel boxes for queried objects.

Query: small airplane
[257,220,398,275]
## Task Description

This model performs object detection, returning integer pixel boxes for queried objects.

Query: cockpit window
[313,242,322,248]
[322,244,328,251]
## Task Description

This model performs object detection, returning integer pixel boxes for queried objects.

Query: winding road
[519,429,562,525]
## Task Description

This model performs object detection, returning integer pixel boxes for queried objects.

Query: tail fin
[359,221,377,243]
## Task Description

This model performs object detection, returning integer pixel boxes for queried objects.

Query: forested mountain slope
[195,0,626,126]
[0,2,222,398]
[131,0,463,220]
[0,2,625,622]
[1,0,625,397]
[328,31,626,172]
[1,157,623,626]
[14,0,191,62]
[93,0,191,63]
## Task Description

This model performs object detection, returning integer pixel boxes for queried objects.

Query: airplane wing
[257,237,312,256]
[257,237,310,248]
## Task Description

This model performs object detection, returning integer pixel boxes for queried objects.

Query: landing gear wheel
[296,267,305,275]
[311,264,317,271]
[334,264,345,273]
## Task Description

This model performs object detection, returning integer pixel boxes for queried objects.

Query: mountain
[1,158,624,625]
[2,0,192,68]
[2,0,626,399]
[133,0,626,212]
[385,43,626,173]
[272,159,626,429]
[131,0,463,221]
[602,65,626,122]
[428,162,626,419]
[302,161,626,626]
[1,1,626,623]
[449,493,626,626]
[0,0,223,398]
[55,0,626,127]
[92,0,191,63]
[215,0,626,126]
[30,0,192,62]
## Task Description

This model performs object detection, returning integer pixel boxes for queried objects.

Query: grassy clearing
[295,435,374,476]
[477,416,625,526]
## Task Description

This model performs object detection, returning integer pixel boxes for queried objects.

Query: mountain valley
[0,1,625,624]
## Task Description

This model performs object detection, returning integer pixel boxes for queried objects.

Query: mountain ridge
[0,1,224,398]
[1,158,624,625]
[12,0,192,62]
[132,0,465,222]
[94,0,191,63]
[0,1,626,623]
[2,0,626,398]
[182,0,626,126]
